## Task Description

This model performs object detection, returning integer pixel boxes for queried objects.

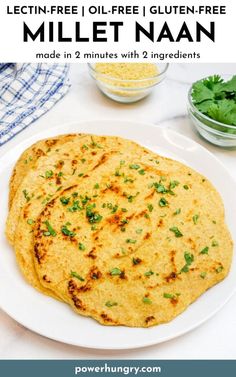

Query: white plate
[0,120,235,350]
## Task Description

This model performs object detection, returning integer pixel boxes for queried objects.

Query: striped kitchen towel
[0,63,70,146]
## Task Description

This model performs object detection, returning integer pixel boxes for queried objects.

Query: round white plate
[0,120,235,350]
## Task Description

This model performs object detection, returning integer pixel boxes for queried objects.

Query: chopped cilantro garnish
[124,176,134,184]
[94,183,99,189]
[193,214,199,224]
[132,257,141,265]
[78,243,86,251]
[82,144,88,150]
[200,272,207,279]
[90,136,102,148]
[169,180,179,189]
[23,189,30,202]
[200,246,209,255]
[86,204,103,224]
[135,228,143,234]
[111,205,118,214]
[110,268,122,276]
[163,293,180,299]
[142,297,152,304]
[129,164,140,170]
[105,301,118,307]
[27,219,34,225]
[68,200,82,212]
[153,182,167,193]
[215,266,224,273]
[81,158,86,164]
[60,197,70,206]
[115,169,121,177]
[70,271,84,281]
[126,192,139,203]
[184,252,194,265]
[144,270,154,277]
[43,220,57,237]
[126,239,137,244]
[163,293,175,299]
[174,208,181,215]
[169,227,183,237]
[212,240,219,247]
[147,203,154,212]
[138,169,145,175]
[45,170,53,179]
[159,197,168,207]
[121,208,127,212]
[80,195,90,205]
[181,265,189,273]
[61,224,76,237]
[181,252,194,273]
[183,185,189,190]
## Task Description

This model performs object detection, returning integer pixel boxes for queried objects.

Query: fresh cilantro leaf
[70,271,84,281]
[142,297,152,304]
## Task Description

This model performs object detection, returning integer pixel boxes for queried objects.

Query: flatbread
[8,134,82,208]
[9,135,158,299]
[33,150,233,327]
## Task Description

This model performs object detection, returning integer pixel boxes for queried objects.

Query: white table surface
[0,63,236,359]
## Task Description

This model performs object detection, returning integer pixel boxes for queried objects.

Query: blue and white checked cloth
[0,63,70,146]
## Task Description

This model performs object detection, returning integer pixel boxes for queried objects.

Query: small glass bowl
[188,83,236,148]
[88,63,169,103]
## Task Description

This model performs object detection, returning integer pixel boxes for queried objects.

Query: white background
[0,0,235,62]
[0,63,235,359]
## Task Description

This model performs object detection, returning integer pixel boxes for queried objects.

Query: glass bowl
[187,81,236,148]
[88,63,169,103]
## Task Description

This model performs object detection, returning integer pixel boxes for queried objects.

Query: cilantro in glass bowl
[188,75,236,147]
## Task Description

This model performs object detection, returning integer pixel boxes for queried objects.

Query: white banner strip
[0,0,235,62]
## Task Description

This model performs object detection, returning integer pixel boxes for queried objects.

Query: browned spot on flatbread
[157,219,164,228]
[145,316,155,324]
[34,148,46,158]
[100,313,116,323]
[187,238,197,251]
[89,267,102,280]
[144,232,151,240]
[145,190,155,200]
[135,210,147,219]
[165,271,178,283]
[107,214,121,225]
[55,160,65,169]
[43,275,51,283]
[92,153,109,171]
[45,139,58,147]
[68,280,86,310]
[87,248,97,259]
